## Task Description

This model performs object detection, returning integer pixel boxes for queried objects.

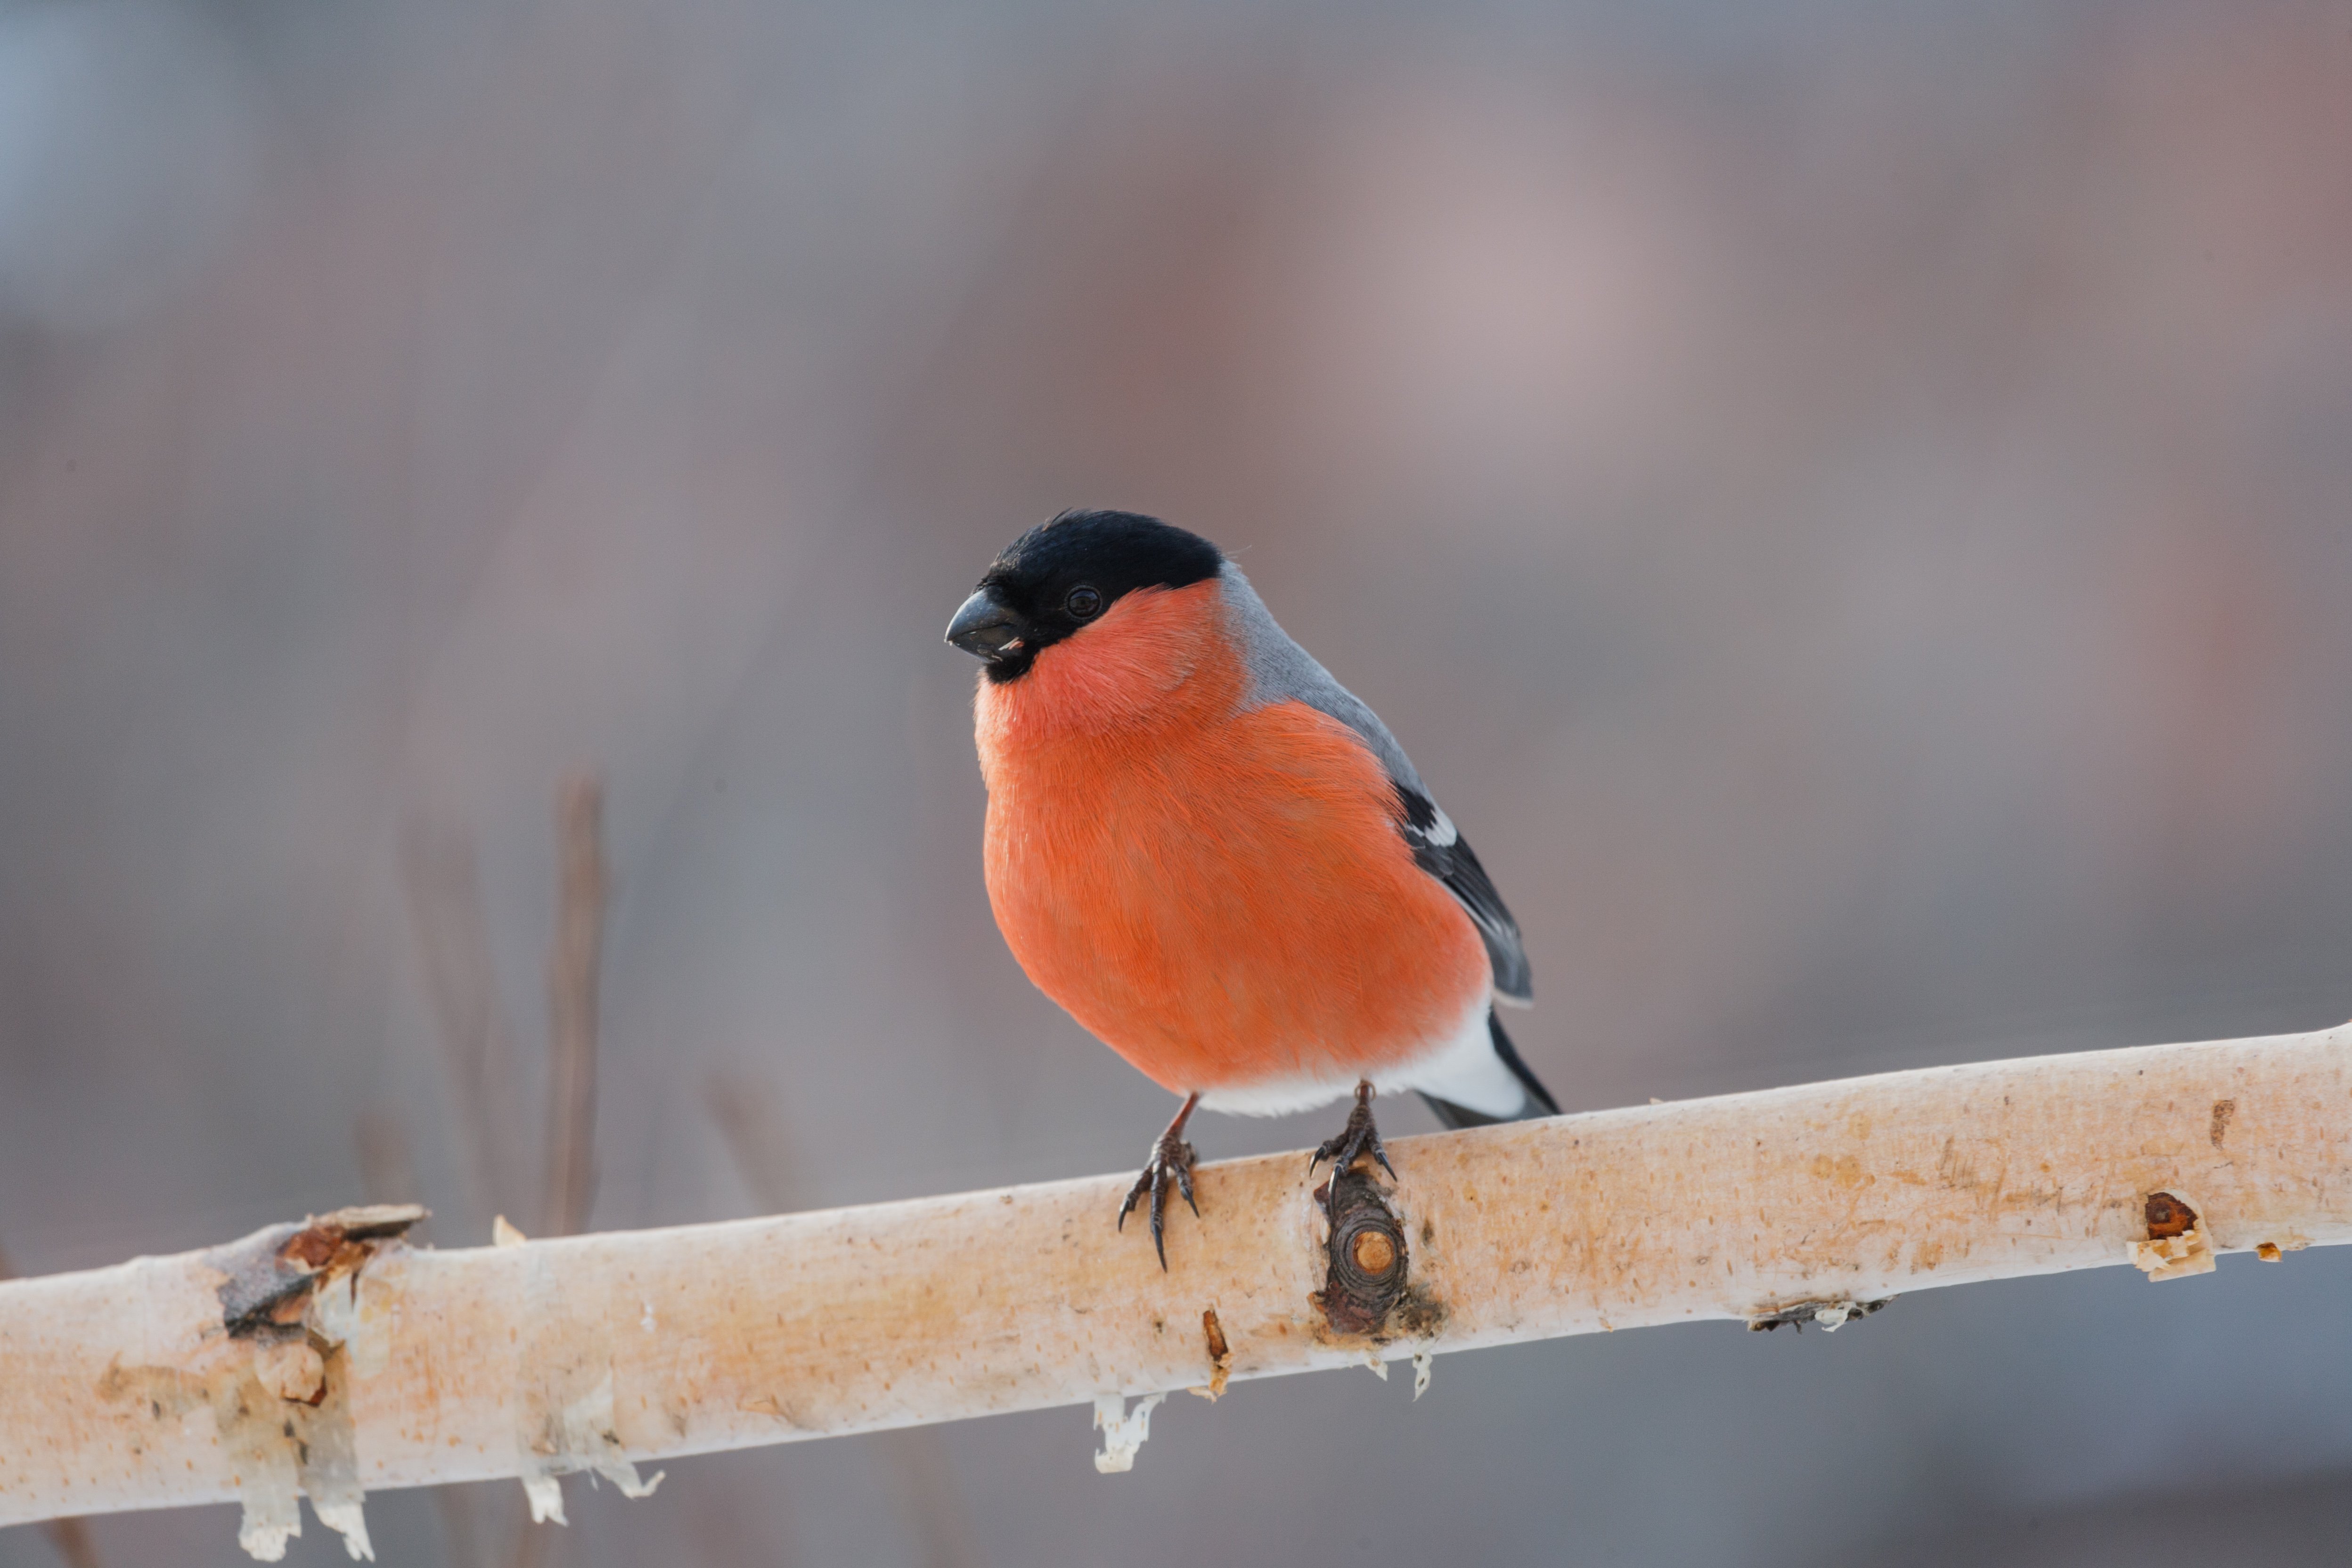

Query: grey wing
[1219,562,1533,1003]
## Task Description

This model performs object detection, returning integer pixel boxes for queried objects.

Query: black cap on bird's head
[945,509,1224,682]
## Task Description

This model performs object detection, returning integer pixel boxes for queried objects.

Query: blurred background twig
[400,818,531,1226]
[381,778,611,1568]
[543,775,606,1241]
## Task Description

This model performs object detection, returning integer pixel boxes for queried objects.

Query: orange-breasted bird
[947,510,1557,1265]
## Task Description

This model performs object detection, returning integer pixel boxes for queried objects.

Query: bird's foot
[1309,1080,1396,1217]
[1117,1094,1201,1270]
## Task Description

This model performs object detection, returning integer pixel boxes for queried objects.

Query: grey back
[1218,562,1532,1002]
[1220,563,1429,796]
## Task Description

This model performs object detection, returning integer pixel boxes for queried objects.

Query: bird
[945,509,1557,1266]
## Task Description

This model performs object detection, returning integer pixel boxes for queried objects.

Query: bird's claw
[1117,1126,1199,1270]
[1308,1080,1394,1217]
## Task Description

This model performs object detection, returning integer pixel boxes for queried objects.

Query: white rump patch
[1196,996,1526,1120]
[1380,998,1526,1117]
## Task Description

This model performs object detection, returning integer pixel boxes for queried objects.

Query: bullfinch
[947,509,1557,1266]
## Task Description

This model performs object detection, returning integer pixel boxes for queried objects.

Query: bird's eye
[1065,585,1103,619]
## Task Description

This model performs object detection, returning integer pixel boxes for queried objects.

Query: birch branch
[705,1068,980,1568]
[3,1024,2348,1558]
[0,1240,103,1568]
[353,1112,488,1568]
[509,773,609,1564]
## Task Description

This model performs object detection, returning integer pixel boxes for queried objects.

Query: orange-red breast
[947,510,1555,1263]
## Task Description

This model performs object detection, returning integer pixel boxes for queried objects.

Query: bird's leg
[1309,1080,1396,1217]
[1117,1092,1201,1270]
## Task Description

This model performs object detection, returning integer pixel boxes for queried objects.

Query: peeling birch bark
[3,1025,2349,1551]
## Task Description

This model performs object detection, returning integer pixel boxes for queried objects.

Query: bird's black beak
[946,587,1027,661]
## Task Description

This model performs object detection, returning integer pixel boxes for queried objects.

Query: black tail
[1420,1012,1560,1130]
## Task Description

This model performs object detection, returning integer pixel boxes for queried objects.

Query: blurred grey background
[4,0,2352,1563]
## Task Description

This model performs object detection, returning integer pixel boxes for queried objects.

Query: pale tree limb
[513,774,610,1568]
[387,775,612,1568]
[3,1024,2349,1559]
[390,830,518,1568]
[354,1111,486,1568]
[706,1069,979,1568]
[0,1240,103,1568]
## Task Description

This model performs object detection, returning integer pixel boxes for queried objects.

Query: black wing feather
[1396,785,1532,1003]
